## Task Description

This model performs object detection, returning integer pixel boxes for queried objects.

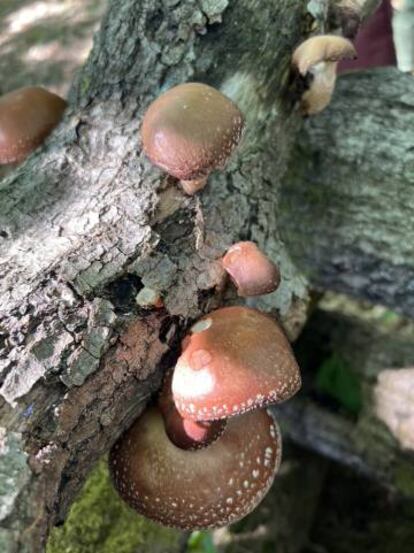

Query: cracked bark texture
[0,0,389,551]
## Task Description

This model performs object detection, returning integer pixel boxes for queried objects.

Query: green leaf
[187,531,217,553]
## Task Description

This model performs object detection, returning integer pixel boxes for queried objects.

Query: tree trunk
[0,1,388,551]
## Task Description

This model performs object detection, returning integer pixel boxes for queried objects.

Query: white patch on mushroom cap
[172,358,216,399]
[191,318,212,334]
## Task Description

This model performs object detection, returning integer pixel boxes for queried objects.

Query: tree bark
[0,0,387,551]
[280,68,414,318]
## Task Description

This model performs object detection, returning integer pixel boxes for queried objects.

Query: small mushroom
[158,369,226,450]
[141,83,244,194]
[135,287,163,309]
[0,86,67,164]
[109,405,281,529]
[222,241,281,297]
[292,35,357,115]
[172,306,301,421]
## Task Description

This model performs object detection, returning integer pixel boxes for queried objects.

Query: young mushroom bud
[292,35,357,116]
[141,83,244,195]
[0,86,67,164]
[135,287,163,309]
[110,405,282,529]
[172,306,301,421]
[222,241,281,297]
[159,369,226,450]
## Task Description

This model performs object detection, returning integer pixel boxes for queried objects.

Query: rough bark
[280,68,414,318]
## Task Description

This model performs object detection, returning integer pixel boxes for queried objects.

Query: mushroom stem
[300,60,338,116]
[159,369,226,450]
[180,176,208,195]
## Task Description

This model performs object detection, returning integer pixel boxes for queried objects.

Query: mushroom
[292,35,357,115]
[141,83,244,194]
[109,405,281,529]
[172,306,301,421]
[222,241,281,297]
[0,86,67,164]
[158,369,226,450]
[135,287,163,309]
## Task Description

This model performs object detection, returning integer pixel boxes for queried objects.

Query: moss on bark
[46,459,184,553]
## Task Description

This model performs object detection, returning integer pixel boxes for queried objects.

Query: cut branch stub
[0,87,67,164]
[109,406,281,529]
[171,306,301,421]
[141,82,244,194]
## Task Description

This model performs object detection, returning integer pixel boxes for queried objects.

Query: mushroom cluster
[292,35,357,115]
[110,243,301,529]
[0,86,67,165]
[141,82,244,195]
[111,26,354,530]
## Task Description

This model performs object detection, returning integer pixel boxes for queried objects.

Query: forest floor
[0,0,106,97]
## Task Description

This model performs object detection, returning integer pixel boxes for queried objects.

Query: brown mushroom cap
[172,306,301,421]
[292,35,357,75]
[0,86,67,164]
[159,369,226,450]
[109,405,281,529]
[141,83,244,184]
[222,241,281,297]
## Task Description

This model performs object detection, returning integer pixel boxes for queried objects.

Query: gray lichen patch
[0,430,30,521]
[60,299,116,388]
[200,0,229,23]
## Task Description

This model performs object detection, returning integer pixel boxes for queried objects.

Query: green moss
[315,354,362,415]
[47,459,182,553]
[395,462,414,497]
[80,76,91,96]
[187,531,217,553]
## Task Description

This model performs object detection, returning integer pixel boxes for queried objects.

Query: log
[0,1,328,550]
[280,68,414,318]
